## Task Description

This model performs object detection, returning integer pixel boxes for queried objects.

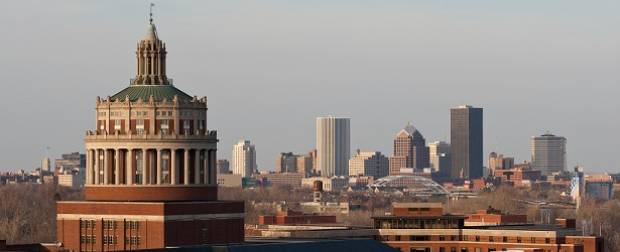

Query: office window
[502,236,508,242]
[545,238,551,244]
[475,236,480,242]
[531,237,536,243]
[114,119,121,130]
[439,235,445,241]
[517,237,522,243]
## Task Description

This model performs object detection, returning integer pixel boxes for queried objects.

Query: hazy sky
[0,1,618,173]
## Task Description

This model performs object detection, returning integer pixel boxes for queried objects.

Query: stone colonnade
[84,148,217,186]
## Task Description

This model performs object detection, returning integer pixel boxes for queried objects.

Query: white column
[103,149,109,184]
[194,149,201,184]
[126,149,134,185]
[85,149,91,185]
[184,149,190,185]
[171,149,177,185]
[94,149,100,185]
[156,149,162,185]
[142,149,148,185]
[115,149,121,185]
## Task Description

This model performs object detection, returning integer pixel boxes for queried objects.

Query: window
[463,236,468,241]
[475,236,480,242]
[531,237,536,243]
[489,236,494,242]
[439,248,446,252]
[183,120,190,130]
[160,120,169,134]
[545,238,551,244]
[502,236,507,242]
[114,119,121,130]
[517,237,522,243]
[439,235,445,241]
[103,220,117,229]
[474,248,481,252]
[136,119,145,134]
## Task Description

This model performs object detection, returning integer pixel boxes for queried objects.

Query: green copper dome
[110,85,192,102]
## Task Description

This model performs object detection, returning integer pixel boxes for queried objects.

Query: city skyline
[1,1,619,173]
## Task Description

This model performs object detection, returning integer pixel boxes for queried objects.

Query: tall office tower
[450,105,483,179]
[428,141,451,175]
[316,116,350,177]
[296,155,313,176]
[349,150,389,179]
[531,133,566,175]
[389,123,429,175]
[488,152,515,174]
[56,18,244,251]
[276,152,298,173]
[217,159,230,174]
[232,140,257,178]
[41,157,51,172]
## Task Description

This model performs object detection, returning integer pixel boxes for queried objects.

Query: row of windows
[100,111,200,118]
[408,247,550,252]
[103,220,117,230]
[126,236,142,245]
[80,220,96,229]
[80,235,96,244]
[103,235,118,245]
[382,235,552,244]
[126,221,140,230]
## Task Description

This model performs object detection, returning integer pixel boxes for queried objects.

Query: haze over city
[0,1,618,172]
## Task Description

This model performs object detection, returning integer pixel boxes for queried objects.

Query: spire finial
[149,3,155,24]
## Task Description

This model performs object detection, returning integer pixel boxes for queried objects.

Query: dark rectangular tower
[450,105,483,179]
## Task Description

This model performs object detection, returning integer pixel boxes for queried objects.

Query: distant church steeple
[132,4,169,85]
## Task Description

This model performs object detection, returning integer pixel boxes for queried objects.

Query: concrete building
[531,133,566,175]
[232,140,257,178]
[276,152,298,173]
[450,105,484,179]
[428,141,451,175]
[302,177,349,192]
[585,174,614,201]
[41,156,51,172]
[58,172,84,188]
[348,150,389,179]
[56,19,244,251]
[489,152,515,174]
[217,159,230,174]
[258,172,304,189]
[54,152,85,174]
[316,116,350,177]
[389,123,429,175]
[297,154,314,177]
[216,173,242,187]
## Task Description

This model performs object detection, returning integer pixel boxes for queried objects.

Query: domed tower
[56,17,244,251]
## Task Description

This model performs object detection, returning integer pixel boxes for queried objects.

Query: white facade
[41,157,51,172]
[348,150,389,179]
[232,140,257,178]
[428,141,450,173]
[531,134,566,175]
[316,116,350,177]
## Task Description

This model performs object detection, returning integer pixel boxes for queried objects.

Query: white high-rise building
[349,150,389,179]
[232,140,257,178]
[531,133,566,175]
[316,116,350,177]
[41,157,51,172]
[428,141,451,174]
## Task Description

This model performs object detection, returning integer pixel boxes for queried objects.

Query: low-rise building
[302,177,348,192]
[258,172,304,189]
[217,173,242,187]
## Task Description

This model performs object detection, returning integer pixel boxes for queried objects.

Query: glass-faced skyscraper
[450,105,483,179]
[316,116,350,177]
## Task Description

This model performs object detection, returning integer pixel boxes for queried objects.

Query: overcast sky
[0,1,618,173]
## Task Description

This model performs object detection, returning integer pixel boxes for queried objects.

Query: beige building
[58,173,84,188]
[302,177,348,192]
[316,116,350,177]
[488,152,515,174]
[348,150,389,179]
[296,155,313,176]
[258,172,304,189]
[428,141,451,174]
[216,173,242,188]
[232,140,256,178]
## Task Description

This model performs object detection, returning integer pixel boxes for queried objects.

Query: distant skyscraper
[296,155,313,176]
[316,116,350,177]
[276,152,298,173]
[389,123,429,175]
[531,133,566,175]
[41,157,51,172]
[428,141,451,175]
[217,159,230,174]
[450,105,483,179]
[349,150,389,179]
[488,152,514,174]
[232,140,257,178]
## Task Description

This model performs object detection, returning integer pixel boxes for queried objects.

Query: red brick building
[55,18,244,251]
[258,209,337,225]
[373,203,603,252]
